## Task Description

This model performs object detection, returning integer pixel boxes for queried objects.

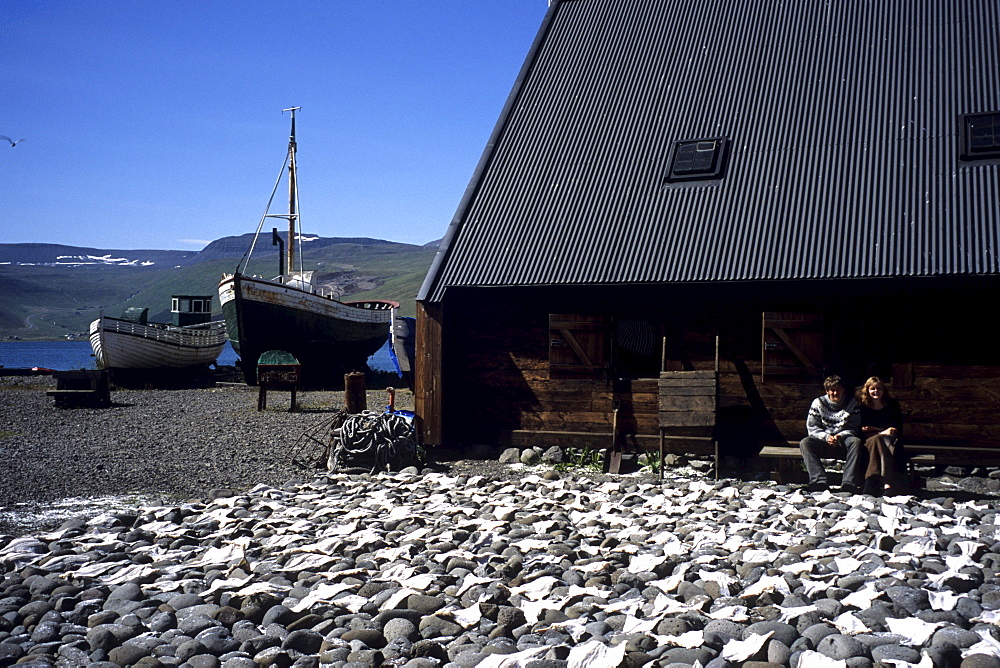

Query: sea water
[0,339,397,372]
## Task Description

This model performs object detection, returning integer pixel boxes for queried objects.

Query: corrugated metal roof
[419,0,1000,302]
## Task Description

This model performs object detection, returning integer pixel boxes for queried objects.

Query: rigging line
[236,151,291,275]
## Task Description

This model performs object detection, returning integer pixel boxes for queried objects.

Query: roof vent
[961,112,1000,161]
[666,137,731,183]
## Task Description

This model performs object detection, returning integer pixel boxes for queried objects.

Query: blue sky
[0,1,549,250]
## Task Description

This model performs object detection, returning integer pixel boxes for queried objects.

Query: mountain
[0,236,438,340]
[0,243,197,267]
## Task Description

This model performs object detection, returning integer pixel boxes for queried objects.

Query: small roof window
[666,137,731,182]
[961,112,1000,161]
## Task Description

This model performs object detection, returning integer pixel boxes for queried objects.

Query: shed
[415,0,1000,461]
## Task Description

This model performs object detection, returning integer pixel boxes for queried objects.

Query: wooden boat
[89,295,227,370]
[389,312,415,390]
[218,108,397,385]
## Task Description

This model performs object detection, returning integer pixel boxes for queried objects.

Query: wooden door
[762,312,824,382]
[549,314,608,378]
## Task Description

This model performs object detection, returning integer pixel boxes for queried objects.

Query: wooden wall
[425,282,1000,453]
[414,301,444,445]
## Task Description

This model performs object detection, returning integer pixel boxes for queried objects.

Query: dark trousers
[799,435,863,487]
[863,435,905,490]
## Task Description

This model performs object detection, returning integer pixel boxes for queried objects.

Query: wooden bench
[46,370,111,408]
[755,441,999,484]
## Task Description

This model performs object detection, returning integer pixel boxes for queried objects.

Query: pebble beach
[0,376,407,533]
[4,378,1000,667]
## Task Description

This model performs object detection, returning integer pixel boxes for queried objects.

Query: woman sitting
[858,376,905,495]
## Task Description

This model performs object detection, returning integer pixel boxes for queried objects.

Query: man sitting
[799,375,862,492]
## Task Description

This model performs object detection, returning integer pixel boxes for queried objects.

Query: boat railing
[106,319,227,345]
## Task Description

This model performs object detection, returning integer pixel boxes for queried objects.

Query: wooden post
[714,333,720,480]
[415,301,444,445]
[345,371,367,413]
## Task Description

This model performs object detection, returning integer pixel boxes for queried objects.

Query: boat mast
[284,106,300,277]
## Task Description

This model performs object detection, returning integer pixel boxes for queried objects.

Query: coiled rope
[333,410,419,473]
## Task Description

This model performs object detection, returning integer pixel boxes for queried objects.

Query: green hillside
[0,238,437,340]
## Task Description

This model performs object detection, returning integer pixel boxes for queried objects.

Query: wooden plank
[659,412,716,427]
[902,423,1000,443]
[659,395,716,412]
[657,384,718,393]
[903,405,1000,425]
[556,329,596,367]
[415,301,443,446]
[763,319,822,329]
[659,370,717,379]
[763,367,823,377]
[757,446,806,457]
[911,365,1000,381]
[908,444,1000,454]
[893,362,915,388]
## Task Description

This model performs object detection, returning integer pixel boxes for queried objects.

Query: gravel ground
[0,376,414,535]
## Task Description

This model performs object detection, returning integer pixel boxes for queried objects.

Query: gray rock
[260,604,296,627]
[179,613,220,636]
[87,626,119,653]
[541,447,565,464]
[177,639,209,662]
[791,626,822,651]
[196,626,240,655]
[383,618,418,644]
[281,629,324,654]
[411,639,449,662]
[768,639,792,666]
[871,644,921,663]
[663,647,716,665]
[29,620,60,643]
[933,626,982,649]
[222,657,257,668]
[0,641,25,664]
[704,620,745,641]
[499,448,521,464]
[109,642,154,665]
[406,595,446,615]
[254,646,294,667]
[885,586,930,614]
[817,634,868,661]
[187,655,222,668]
[168,593,205,610]
[107,583,144,603]
[744,621,798,647]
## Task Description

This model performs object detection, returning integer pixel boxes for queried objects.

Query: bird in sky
[0,136,26,147]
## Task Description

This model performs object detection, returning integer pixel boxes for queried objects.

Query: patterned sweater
[806,395,860,441]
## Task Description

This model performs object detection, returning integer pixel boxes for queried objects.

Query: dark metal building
[416,0,1000,454]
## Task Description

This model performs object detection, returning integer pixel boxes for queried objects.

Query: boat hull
[89,317,227,370]
[219,274,396,385]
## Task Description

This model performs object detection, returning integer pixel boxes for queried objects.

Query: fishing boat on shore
[390,311,416,390]
[89,295,227,371]
[218,107,397,386]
